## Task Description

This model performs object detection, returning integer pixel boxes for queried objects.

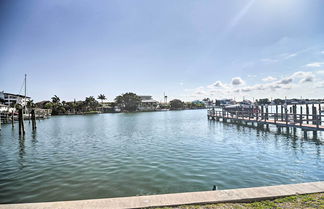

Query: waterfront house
[0,91,31,106]
[216,99,236,107]
[138,96,159,111]
[101,102,121,113]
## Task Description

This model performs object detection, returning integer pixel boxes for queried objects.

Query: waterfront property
[0,109,323,204]
[138,95,159,111]
[0,91,31,106]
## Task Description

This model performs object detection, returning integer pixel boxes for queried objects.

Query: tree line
[34,92,205,115]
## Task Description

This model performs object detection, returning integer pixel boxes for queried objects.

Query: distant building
[101,102,120,113]
[202,98,213,107]
[139,96,158,111]
[217,99,236,106]
[0,92,4,104]
[0,91,31,106]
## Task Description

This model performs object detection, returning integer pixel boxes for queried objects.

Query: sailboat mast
[24,74,27,112]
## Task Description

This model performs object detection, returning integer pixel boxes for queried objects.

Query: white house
[138,96,159,111]
[0,91,31,106]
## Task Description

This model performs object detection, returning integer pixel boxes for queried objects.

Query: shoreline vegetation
[34,92,206,116]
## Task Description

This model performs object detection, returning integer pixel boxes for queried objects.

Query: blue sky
[1,0,324,102]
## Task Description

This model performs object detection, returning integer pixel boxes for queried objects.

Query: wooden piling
[207,104,323,134]
[18,108,25,135]
[312,104,315,125]
[300,106,303,126]
[275,105,278,123]
[261,105,264,120]
[31,109,36,131]
[256,109,259,121]
[277,126,281,133]
[314,106,319,129]
[11,110,14,127]
[313,131,317,138]
[306,104,309,124]
[293,105,297,123]
[304,131,307,138]
[281,105,284,121]
[319,104,322,125]
[285,107,288,125]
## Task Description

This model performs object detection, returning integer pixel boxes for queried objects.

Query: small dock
[208,104,324,136]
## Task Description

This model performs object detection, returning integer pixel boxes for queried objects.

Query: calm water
[0,109,323,203]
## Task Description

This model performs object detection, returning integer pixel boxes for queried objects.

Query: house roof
[4,92,31,99]
[141,99,158,103]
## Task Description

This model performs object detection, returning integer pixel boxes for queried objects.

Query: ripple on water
[0,110,323,203]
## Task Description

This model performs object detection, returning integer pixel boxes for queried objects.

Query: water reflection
[0,110,323,204]
[18,135,25,169]
[31,130,38,145]
[214,119,323,159]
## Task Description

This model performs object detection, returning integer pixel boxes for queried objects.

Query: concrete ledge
[1,181,324,209]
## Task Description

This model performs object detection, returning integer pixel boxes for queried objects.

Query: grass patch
[152,193,324,209]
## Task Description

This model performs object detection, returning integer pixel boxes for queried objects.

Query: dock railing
[208,104,324,132]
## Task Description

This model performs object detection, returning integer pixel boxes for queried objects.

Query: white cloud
[190,86,208,96]
[277,77,293,85]
[305,62,324,67]
[231,77,245,85]
[291,71,315,83]
[208,81,225,89]
[186,70,322,100]
[262,76,277,82]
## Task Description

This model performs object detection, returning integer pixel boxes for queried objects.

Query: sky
[1,0,324,102]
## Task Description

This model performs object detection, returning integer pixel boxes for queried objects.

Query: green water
[0,109,323,203]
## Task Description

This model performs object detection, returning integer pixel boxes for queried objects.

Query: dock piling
[11,110,14,127]
[18,108,25,135]
[306,104,309,124]
[31,109,37,131]
[207,103,323,136]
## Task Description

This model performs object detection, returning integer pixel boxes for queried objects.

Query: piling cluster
[208,103,323,138]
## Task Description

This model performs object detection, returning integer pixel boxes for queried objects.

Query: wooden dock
[208,104,324,136]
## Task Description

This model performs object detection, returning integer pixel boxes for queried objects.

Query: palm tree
[51,95,60,104]
[98,94,106,112]
[97,94,106,104]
